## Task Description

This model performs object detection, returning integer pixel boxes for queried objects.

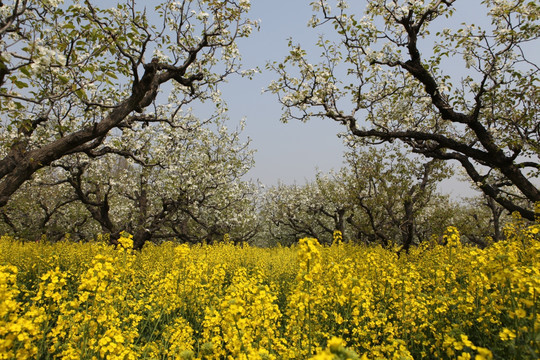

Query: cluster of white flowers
[0,4,14,18]
[152,49,170,62]
[28,44,66,75]
[194,10,210,21]
[239,0,251,11]
[168,1,183,12]
[364,47,383,63]
[489,0,518,12]
[336,0,349,10]
[239,23,253,37]
[40,0,65,7]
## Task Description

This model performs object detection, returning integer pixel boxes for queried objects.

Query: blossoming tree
[343,144,448,252]
[0,0,257,208]
[0,115,260,248]
[268,0,539,219]
[259,145,449,248]
[260,173,353,246]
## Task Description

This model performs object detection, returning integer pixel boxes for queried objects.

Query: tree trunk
[400,199,415,254]
[486,196,503,243]
[133,228,152,251]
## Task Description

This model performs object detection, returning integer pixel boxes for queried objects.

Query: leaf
[20,67,31,77]
[106,71,118,80]
[75,88,87,100]
[14,80,28,89]
[58,75,70,84]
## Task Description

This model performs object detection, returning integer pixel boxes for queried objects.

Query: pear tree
[0,0,257,208]
[268,0,539,219]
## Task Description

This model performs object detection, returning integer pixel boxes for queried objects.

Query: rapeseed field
[0,219,538,359]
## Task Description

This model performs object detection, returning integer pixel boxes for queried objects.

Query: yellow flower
[327,337,344,352]
[528,225,540,234]
[514,308,527,318]
[499,328,516,341]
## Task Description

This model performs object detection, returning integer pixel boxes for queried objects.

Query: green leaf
[20,67,31,77]
[75,89,86,100]
[106,71,118,80]
[58,75,70,84]
[14,80,28,89]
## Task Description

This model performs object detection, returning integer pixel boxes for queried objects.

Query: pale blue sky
[222,1,355,185]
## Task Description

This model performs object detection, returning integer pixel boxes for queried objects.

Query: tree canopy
[0,0,257,207]
[268,0,539,220]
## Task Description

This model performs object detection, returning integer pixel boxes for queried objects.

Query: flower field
[0,222,539,360]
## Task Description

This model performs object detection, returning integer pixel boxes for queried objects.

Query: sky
[218,0,484,198]
[221,0,348,186]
